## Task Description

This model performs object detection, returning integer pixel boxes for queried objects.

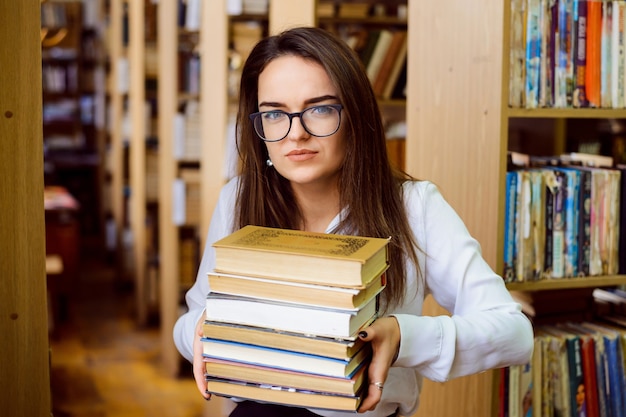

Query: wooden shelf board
[506,275,626,292]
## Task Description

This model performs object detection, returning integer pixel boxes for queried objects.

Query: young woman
[173,26,533,417]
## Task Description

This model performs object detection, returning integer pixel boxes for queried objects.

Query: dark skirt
[229,401,398,417]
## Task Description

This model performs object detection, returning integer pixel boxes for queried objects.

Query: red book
[585,0,602,107]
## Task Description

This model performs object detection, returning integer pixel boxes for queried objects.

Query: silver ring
[371,381,384,391]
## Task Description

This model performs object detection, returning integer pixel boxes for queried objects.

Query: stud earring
[266,159,273,167]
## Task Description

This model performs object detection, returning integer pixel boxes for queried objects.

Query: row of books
[503,156,626,282]
[202,225,391,412]
[503,318,626,417]
[509,0,626,109]
[503,154,625,282]
[348,28,408,100]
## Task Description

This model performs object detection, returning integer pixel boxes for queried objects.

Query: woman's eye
[262,112,285,122]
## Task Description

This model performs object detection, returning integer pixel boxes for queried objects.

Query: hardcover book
[207,270,387,310]
[202,321,367,360]
[201,337,371,378]
[203,357,368,396]
[212,225,390,288]
[204,292,378,339]
[205,377,364,412]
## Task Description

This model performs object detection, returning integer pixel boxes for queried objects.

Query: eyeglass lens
[253,105,341,142]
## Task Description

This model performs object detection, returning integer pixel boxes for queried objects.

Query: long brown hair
[234,26,419,311]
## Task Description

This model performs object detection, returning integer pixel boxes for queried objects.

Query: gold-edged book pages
[212,225,390,288]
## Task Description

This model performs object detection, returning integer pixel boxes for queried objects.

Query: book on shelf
[536,328,572,417]
[205,376,364,412]
[365,29,394,85]
[212,225,390,288]
[372,30,407,98]
[586,0,603,108]
[204,292,378,339]
[207,270,386,311]
[202,321,367,361]
[203,357,368,396]
[201,337,371,379]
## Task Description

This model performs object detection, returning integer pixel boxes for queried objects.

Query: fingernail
[359,331,368,338]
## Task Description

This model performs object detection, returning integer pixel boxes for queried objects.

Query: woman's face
[257,55,346,189]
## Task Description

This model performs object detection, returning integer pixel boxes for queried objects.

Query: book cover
[515,170,533,281]
[204,292,378,339]
[212,225,390,288]
[618,165,626,274]
[543,169,557,277]
[576,167,592,276]
[381,40,408,100]
[579,321,611,417]
[202,321,368,361]
[203,357,367,396]
[606,169,621,275]
[207,270,387,311]
[201,337,371,379]
[205,376,364,412]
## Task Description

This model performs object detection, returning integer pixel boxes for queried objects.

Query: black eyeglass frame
[248,104,344,142]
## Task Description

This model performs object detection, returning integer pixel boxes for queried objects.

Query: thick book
[204,292,378,339]
[205,376,364,412]
[207,270,387,311]
[201,338,371,379]
[203,357,367,396]
[202,321,367,361]
[212,225,390,288]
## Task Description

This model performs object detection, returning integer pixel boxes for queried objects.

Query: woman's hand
[357,316,401,413]
[192,315,211,400]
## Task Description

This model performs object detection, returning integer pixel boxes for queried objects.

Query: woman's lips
[286,149,317,162]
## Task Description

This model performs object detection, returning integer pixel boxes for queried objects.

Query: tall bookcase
[407,1,626,416]
[106,0,151,325]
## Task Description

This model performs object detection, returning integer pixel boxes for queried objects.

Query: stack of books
[202,225,390,412]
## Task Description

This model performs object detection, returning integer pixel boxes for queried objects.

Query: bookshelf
[105,0,152,325]
[42,0,107,246]
[406,1,626,416]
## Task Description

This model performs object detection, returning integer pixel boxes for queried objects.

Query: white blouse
[173,177,534,417]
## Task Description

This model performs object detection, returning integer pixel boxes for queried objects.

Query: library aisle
[48,252,216,417]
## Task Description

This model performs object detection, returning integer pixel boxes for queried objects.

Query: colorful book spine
[543,169,556,277]
[555,0,575,107]
[556,168,581,277]
[551,170,567,278]
[586,0,602,107]
[504,171,518,282]
[573,0,589,107]
[577,168,592,276]
[526,0,543,108]
[600,0,613,107]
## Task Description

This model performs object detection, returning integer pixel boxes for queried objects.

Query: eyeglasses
[249,104,343,142]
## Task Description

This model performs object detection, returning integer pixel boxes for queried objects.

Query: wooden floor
[48,252,230,417]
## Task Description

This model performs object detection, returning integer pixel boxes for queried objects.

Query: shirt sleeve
[172,178,238,362]
[392,182,534,382]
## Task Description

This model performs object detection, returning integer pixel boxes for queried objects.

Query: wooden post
[0,0,52,415]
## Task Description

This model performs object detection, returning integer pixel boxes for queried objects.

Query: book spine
[600,0,613,107]
[551,170,566,278]
[510,0,527,107]
[526,0,543,108]
[504,171,518,282]
[586,0,603,107]
[562,169,580,277]
[573,0,589,107]
[566,337,584,417]
[555,0,575,107]
[577,168,592,276]
[543,169,555,277]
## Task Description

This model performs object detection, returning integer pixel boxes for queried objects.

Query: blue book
[201,337,371,379]
[554,167,581,277]
[504,171,518,282]
[525,0,542,108]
